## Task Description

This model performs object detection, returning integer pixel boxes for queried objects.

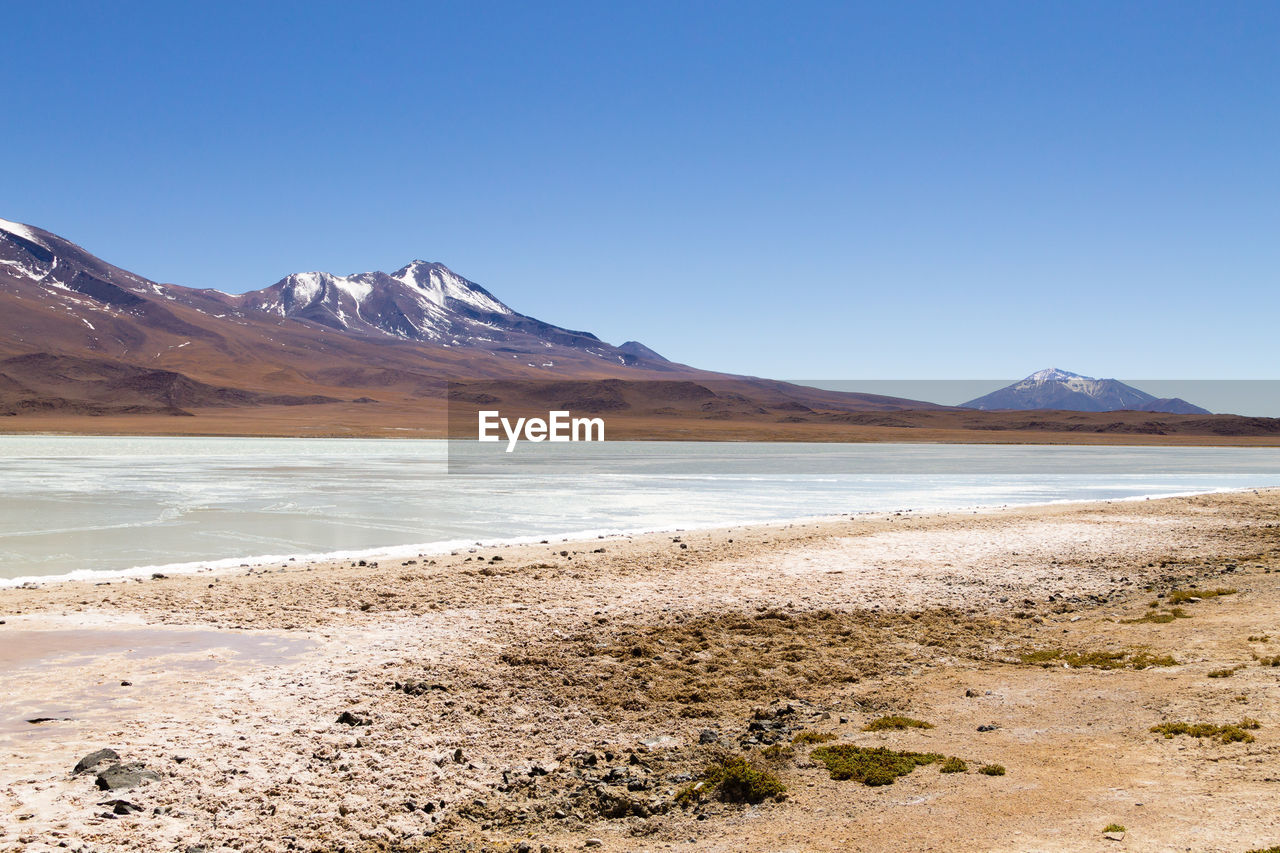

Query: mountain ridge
[0,216,941,419]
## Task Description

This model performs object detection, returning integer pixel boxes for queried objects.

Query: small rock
[95,763,159,791]
[336,710,371,726]
[1103,830,1126,841]
[74,749,120,775]
[977,724,1000,732]
[698,729,719,745]
[99,799,143,815]
[120,681,132,687]
[585,840,603,848]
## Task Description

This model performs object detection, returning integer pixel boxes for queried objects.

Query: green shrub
[939,756,968,773]
[809,745,941,786]
[978,763,1006,776]
[675,756,786,806]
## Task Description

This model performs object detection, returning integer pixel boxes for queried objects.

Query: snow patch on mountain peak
[391,261,510,315]
[1026,367,1086,383]
[286,272,326,306]
[0,217,45,248]
[333,274,373,305]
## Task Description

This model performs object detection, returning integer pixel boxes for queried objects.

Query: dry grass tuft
[791,731,836,745]
[863,715,934,731]
[1019,648,1177,670]
[1167,587,1238,604]
[1151,718,1261,744]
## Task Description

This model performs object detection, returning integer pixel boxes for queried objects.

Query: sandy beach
[3,491,1280,852]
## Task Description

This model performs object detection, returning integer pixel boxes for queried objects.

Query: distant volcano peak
[1026,367,1084,383]
[964,368,1210,415]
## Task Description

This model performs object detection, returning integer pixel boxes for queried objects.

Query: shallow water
[2,436,1279,583]
[0,620,315,737]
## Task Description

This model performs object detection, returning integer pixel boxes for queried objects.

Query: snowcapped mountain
[963,368,1210,414]
[229,262,606,350]
[0,214,670,370]
[187,260,668,367]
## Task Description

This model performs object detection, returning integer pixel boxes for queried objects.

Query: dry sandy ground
[2,492,1280,852]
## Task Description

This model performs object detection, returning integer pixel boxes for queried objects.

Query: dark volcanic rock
[336,710,371,726]
[73,749,119,774]
[99,799,143,815]
[95,763,160,791]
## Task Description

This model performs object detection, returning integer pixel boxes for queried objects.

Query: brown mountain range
[1,216,1276,444]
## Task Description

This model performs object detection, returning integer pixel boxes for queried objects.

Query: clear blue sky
[3,1,1276,379]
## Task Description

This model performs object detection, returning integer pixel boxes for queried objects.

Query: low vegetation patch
[863,715,934,731]
[1208,665,1246,678]
[1256,655,1280,667]
[759,743,795,762]
[495,607,1011,720]
[939,756,968,773]
[1167,587,1237,604]
[1247,634,1271,643]
[1151,718,1261,744]
[1103,824,1126,834]
[1124,608,1191,624]
[791,731,836,745]
[809,744,942,786]
[978,763,1006,776]
[675,756,787,806]
[1019,648,1178,670]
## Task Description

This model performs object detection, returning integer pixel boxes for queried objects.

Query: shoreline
[0,483,1269,590]
[3,416,1280,446]
[4,490,1280,851]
